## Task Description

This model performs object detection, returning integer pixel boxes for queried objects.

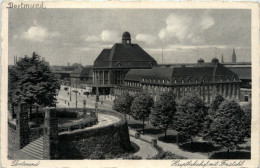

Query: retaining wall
[58,110,132,159]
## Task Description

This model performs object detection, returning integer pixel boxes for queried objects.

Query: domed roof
[198,58,204,62]
[122,31,131,39]
[212,58,219,63]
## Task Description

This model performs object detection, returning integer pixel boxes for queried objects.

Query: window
[142,78,144,82]
[163,79,165,83]
[174,79,177,83]
[154,79,156,82]
[182,79,184,83]
[167,79,170,83]
[117,62,122,67]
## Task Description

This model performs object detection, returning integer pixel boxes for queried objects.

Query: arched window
[116,62,122,67]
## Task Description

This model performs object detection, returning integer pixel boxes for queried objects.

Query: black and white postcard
[1,1,259,168]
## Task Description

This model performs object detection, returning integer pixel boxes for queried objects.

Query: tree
[242,103,251,138]
[8,52,60,124]
[151,90,176,140]
[174,93,207,147]
[112,92,134,119]
[203,94,225,138]
[130,91,154,133]
[207,100,246,158]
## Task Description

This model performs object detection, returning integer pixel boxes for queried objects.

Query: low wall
[58,110,132,159]
[8,121,16,145]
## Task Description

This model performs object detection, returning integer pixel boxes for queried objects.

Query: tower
[122,31,131,44]
[221,54,224,63]
[232,48,236,63]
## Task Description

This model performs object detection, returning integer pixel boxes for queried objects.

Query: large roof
[93,43,157,69]
[228,67,251,80]
[124,62,240,84]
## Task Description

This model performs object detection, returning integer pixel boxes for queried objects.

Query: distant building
[50,64,83,83]
[222,62,251,102]
[91,31,157,95]
[115,58,241,103]
[70,66,93,89]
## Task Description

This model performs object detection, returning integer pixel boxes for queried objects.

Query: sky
[8,9,251,66]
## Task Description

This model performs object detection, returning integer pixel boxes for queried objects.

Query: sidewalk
[129,135,158,159]
[129,129,208,159]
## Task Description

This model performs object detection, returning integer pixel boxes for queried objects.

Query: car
[64,87,68,91]
[72,90,79,93]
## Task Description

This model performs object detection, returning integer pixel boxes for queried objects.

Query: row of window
[141,76,238,84]
[142,77,170,84]
[125,81,141,87]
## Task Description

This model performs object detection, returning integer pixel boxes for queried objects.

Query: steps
[21,137,43,159]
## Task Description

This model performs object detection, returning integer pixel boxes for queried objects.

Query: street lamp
[95,72,99,115]
[96,73,99,102]
[70,78,72,101]
[76,80,78,108]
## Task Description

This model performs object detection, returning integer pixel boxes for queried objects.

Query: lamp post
[76,80,78,108]
[96,73,99,102]
[69,78,72,101]
[95,73,99,114]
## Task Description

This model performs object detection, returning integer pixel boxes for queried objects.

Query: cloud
[101,30,119,42]
[84,35,101,42]
[21,25,60,42]
[84,30,119,43]
[135,34,157,45]
[159,12,215,44]
[166,45,228,50]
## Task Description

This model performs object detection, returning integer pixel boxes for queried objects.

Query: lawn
[126,115,251,159]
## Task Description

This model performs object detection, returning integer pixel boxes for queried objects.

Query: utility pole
[70,78,72,101]
[95,73,99,114]
[76,80,78,108]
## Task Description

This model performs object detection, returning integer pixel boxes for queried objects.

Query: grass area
[179,142,220,153]
[158,135,188,144]
[209,151,251,159]
[127,115,251,158]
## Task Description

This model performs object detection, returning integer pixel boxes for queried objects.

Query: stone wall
[8,122,16,145]
[58,110,132,159]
